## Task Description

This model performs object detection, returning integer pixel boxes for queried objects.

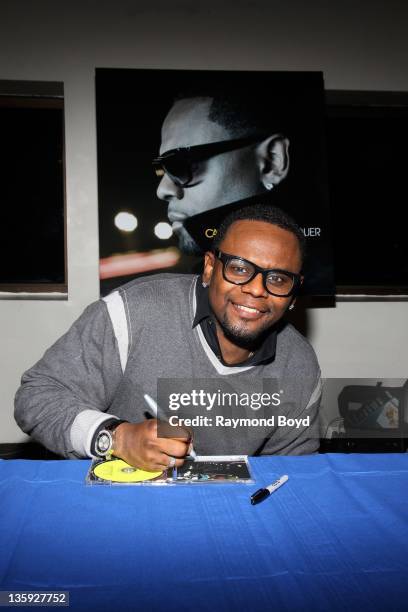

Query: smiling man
[201,211,303,366]
[155,95,290,253]
[15,205,321,469]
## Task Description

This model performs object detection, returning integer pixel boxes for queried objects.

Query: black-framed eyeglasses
[152,134,265,188]
[215,250,302,297]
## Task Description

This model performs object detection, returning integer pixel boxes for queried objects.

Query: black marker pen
[250,474,289,505]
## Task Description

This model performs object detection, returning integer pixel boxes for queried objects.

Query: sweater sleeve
[14,300,124,458]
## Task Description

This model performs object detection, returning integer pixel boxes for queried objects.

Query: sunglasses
[215,250,302,297]
[152,134,265,188]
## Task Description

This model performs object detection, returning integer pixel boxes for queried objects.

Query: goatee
[217,311,271,351]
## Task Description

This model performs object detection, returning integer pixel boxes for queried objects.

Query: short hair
[173,90,290,138]
[208,96,276,137]
[212,204,306,264]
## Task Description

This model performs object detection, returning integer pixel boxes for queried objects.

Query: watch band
[91,419,128,458]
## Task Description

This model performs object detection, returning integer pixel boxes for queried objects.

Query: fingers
[112,418,193,472]
[156,453,185,469]
[157,419,192,441]
[136,452,185,472]
[136,432,189,471]
[158,437,190,459]
[145,439,189,471]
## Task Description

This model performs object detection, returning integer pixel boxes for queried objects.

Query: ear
[203,251,215,285]
[255,135,290,189]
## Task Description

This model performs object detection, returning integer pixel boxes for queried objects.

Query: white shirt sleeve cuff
[70,409,119,457]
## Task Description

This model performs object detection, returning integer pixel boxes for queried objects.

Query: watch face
[97,431,112,454]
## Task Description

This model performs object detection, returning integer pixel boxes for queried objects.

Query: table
[1,454,408,611]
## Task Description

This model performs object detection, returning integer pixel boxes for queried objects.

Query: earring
[202,281,208,288]
[265,182,274,191]
[289,304,295,311]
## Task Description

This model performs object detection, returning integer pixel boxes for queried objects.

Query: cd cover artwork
[86,455,253,486]
[96,69,333,297]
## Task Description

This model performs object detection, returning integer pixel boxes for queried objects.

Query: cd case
[86,455,253,486]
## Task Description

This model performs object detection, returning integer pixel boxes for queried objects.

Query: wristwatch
[93,419,128,458]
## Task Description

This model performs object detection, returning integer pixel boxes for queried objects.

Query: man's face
[203,220,302,345]
[156,97,264,253]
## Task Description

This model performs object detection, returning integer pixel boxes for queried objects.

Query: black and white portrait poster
[96,69,333,296]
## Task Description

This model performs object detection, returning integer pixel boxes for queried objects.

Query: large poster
[96,69,333,296]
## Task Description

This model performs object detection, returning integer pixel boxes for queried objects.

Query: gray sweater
[15,274,321,457]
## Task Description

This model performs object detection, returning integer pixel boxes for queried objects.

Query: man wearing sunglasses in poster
[15,204,321,469]
[153,94,290,255]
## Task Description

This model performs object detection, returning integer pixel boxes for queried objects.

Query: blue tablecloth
[1,454,408,611]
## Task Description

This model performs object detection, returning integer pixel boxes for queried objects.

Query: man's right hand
[112,420,191,472]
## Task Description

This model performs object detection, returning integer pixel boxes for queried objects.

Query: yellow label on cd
[93,459,163,483]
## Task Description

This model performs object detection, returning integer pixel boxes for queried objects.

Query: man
[154,93,290,253]
[15,205,321,470]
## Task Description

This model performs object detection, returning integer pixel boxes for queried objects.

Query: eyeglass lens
[224,257,294,296]
[154,158,191,186]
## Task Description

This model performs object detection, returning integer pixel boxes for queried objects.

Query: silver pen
[143,394,196,480]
